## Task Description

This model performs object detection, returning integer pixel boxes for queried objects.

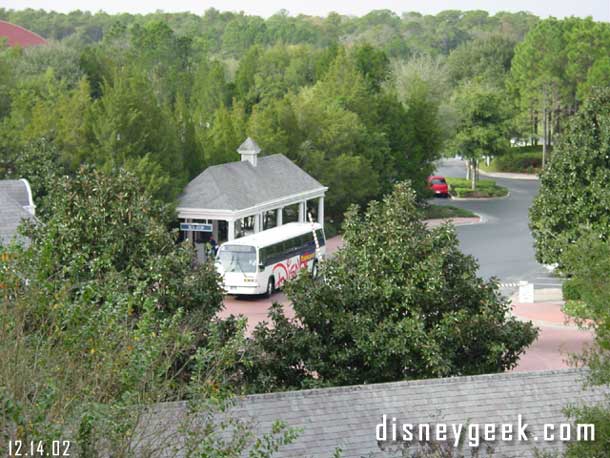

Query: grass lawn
[445,177,509,198]
[422,204,476,219]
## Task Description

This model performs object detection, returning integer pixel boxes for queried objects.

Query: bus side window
[305,233,314,246]
[269,243,280,263]
[316,229,326,246]
[288,238,298,253]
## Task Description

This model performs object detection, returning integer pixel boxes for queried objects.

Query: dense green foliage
[484,150,542,174]
[0,8,538,57]
[1,9,608,216]
[530,88,610,265]
[560,234,610,458]
[241,183,538,392]
[510,17,610,151]
[446,177,508,198]
[0,168,296,456]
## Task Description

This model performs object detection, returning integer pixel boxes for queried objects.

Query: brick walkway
[511,293,594,371]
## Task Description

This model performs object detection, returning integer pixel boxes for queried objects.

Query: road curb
[450,191,511,201]
[424,213,486,227]
[512,314,585,331]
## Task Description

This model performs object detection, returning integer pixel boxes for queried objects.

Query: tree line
[2,10,608,209]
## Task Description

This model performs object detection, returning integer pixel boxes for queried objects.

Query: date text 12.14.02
[7,440,71,457]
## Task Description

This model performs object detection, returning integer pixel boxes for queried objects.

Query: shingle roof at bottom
[0,179,31,207]
[0,191,34,245]
[139,369,607,458]
[178,154,325,211]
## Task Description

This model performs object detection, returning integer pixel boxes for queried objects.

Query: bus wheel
[311,261,319,279]
[266,277,275,296]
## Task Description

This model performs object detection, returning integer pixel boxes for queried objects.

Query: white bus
[215,222,326,296]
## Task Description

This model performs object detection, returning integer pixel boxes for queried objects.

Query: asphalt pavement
[433,159,562,293]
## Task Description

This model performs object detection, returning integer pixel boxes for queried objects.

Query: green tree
[391,54,456,147]
[560,234,610,458]
[0,167,298,456]
[449,82,511,189]
[530,88,610,265]
[202,102,247,166]
[510,18,565,162]
[0,72,92,169]
[352,43,390,92]
[14,41,84,87]
[90,69,184,199]
[446,34,515,85]
[243,182,538,392]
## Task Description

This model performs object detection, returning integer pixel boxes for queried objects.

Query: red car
[427,175,449,197]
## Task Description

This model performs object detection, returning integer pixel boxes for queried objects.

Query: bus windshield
[217,245,257,273]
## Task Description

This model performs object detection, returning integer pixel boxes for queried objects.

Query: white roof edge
[222,222,323,248]
[177,187,328,219]
[19,178,36,215]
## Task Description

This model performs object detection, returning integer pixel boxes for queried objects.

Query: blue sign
[180,223,213,232]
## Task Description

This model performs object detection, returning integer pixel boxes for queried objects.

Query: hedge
[493,152,542,173]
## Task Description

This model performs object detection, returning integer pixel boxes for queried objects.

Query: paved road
[433,159,562,292]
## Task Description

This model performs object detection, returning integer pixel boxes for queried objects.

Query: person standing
[209,236,218,257]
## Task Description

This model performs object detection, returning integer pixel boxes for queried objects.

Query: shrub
[446,178,509,198]
[562,278,582,301]
[493,152,542,173]
[446,177,497,188]
[0,167,296,456]
[242,182,538,392]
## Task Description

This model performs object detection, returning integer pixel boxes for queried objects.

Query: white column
[254,213,261,233]
[227,220,235,241]
[186,218,193,244]
[277,207,283,226]
[298,201,306,223]
[318,197,324,225]
[212,220,219,241]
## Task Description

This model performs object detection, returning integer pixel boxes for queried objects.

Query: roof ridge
[237,368,587,402]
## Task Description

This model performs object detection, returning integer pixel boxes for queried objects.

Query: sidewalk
[511,288,594,372]
[479,169,539,180]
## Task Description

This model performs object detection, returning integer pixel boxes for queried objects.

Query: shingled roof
[178,154,325,212]
[0,179,36,245]
[137,369,608,458]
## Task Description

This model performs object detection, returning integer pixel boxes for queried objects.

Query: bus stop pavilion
[177,138,327,260]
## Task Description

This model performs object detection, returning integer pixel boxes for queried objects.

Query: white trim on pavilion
[177,138,327,244]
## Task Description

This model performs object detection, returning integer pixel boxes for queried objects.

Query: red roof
[0,20,47,47]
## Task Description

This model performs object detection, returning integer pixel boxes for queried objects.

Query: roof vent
[237,137,261,167]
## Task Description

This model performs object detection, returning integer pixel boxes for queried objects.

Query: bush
[561,234,610,458]
[562,278,582,301]
[446,177,497,188]
[0,167,296,456]
[445,178,509,198]
[241,182,538,393]
[493,152,542,173]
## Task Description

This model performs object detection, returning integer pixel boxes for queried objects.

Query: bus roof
[223,222,323,248]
